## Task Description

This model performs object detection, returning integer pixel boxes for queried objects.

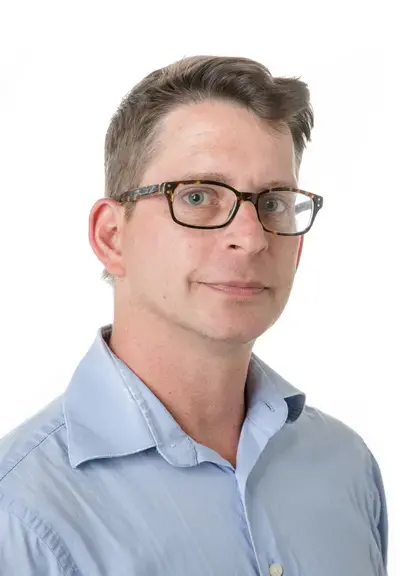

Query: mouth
[202,283,267,297]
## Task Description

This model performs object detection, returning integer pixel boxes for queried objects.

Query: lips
[203,280,266,289]
[203,283,266,296]
[210,282,266,289]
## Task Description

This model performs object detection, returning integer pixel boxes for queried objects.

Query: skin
[89,99,303,466]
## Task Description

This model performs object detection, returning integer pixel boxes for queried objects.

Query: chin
[198,317,276,345]
[183,288,287,343]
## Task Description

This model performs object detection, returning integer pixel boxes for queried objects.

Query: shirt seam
[6,506,80,576]
[0,422,65,483]
[364,443,388,569]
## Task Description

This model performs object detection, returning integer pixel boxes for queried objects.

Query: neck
[109,299,255,466]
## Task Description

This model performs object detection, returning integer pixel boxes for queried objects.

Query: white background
[1,0,398,572]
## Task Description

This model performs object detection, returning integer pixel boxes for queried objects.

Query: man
[0,56,388,575]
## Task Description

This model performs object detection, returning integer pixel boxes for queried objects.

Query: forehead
[145,100,297,187]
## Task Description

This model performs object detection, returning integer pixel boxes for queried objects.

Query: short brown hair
[101,55,314,287]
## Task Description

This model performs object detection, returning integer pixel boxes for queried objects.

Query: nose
[224,199,269,254]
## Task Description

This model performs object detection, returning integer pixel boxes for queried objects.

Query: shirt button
[269,563,283,576]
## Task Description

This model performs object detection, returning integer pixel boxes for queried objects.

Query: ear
[296,235,304,270]
[88,198,126,279]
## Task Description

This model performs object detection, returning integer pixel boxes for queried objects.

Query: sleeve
[369,451,389,572]
[0,506,67,576]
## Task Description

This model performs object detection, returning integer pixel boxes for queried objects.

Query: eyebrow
[178,171,296,190]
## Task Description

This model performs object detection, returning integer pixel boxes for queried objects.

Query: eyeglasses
[118,180,324,236]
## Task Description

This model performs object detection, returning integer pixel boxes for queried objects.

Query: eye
[260,195,288,213]
[185,190,207,205]
[172,183,237,227]
[177,185,220,206]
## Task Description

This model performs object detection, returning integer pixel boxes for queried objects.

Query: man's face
[117,100,301,344]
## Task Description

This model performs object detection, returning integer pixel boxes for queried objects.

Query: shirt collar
[63,324,305,468]
[247,354,306,423]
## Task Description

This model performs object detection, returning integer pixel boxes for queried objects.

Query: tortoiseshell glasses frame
[117,180,324,236]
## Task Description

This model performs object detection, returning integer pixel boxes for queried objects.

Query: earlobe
[296,236,304,270]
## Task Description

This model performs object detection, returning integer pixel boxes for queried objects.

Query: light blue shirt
[0,324,388,575]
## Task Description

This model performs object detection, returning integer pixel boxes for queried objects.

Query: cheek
[128,218,198,287]
[296,236,304,269]
[273,240,299,283]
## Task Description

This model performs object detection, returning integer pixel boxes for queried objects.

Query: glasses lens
[172,183,237,227]
[258,190,314,234]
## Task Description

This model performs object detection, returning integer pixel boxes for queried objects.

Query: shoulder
[0,495,79,575]
[297,403,376,469]
[0,396,81,575]
[298,404,388,566]
[297,404,387,532]
[0,396,67,487]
